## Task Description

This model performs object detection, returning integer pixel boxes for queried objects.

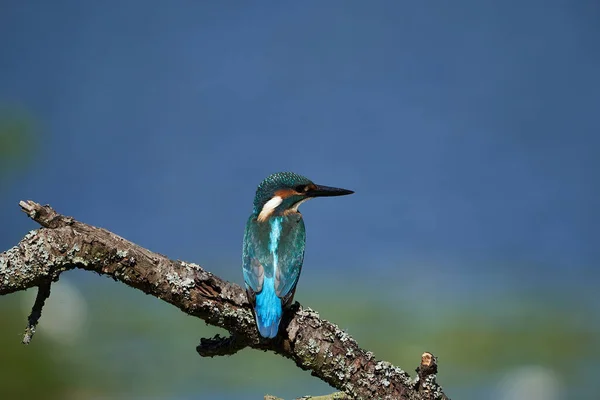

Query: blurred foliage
[0,108,69,398]
[0,108,36,180]
[2,271,598,399]
[314,284,600,380]
[0,294,72,399]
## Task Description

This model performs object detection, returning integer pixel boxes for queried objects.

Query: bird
[242,172,354,339]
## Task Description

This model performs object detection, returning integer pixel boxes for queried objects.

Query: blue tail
[254,277,282,338]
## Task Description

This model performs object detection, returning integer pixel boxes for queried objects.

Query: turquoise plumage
[242,172,353,338]
[243,214,305,337]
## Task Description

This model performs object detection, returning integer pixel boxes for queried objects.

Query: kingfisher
[242,172,353,339]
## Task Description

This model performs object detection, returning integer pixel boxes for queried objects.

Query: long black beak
[308,184,354,197]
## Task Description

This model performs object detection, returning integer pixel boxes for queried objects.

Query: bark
[0,201,450,400]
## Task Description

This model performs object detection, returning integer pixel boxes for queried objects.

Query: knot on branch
[197,333,248,357]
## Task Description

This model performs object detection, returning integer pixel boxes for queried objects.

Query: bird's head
[253,172,353,222]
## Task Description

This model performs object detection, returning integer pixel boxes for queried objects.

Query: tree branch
[0,201,450,400]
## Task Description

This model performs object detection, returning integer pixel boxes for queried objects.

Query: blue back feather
[242,214,305,338]
[254,276,282,338]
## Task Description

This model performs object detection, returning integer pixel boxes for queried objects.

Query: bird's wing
[274,215,306,306]
[242,216,272,301]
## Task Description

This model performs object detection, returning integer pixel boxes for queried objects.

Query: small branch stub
[19,200,74,229]
[22,279,53,345]
[415,352,450,400]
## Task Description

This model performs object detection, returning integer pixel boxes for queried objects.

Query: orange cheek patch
[274,188,298,198]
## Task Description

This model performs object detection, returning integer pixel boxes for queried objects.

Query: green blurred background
[2,1,599,399]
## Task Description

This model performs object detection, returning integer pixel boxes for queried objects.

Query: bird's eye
[295,185,308,193]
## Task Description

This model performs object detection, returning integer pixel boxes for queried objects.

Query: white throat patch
[291,197,311,212]
[257,196,283,222]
